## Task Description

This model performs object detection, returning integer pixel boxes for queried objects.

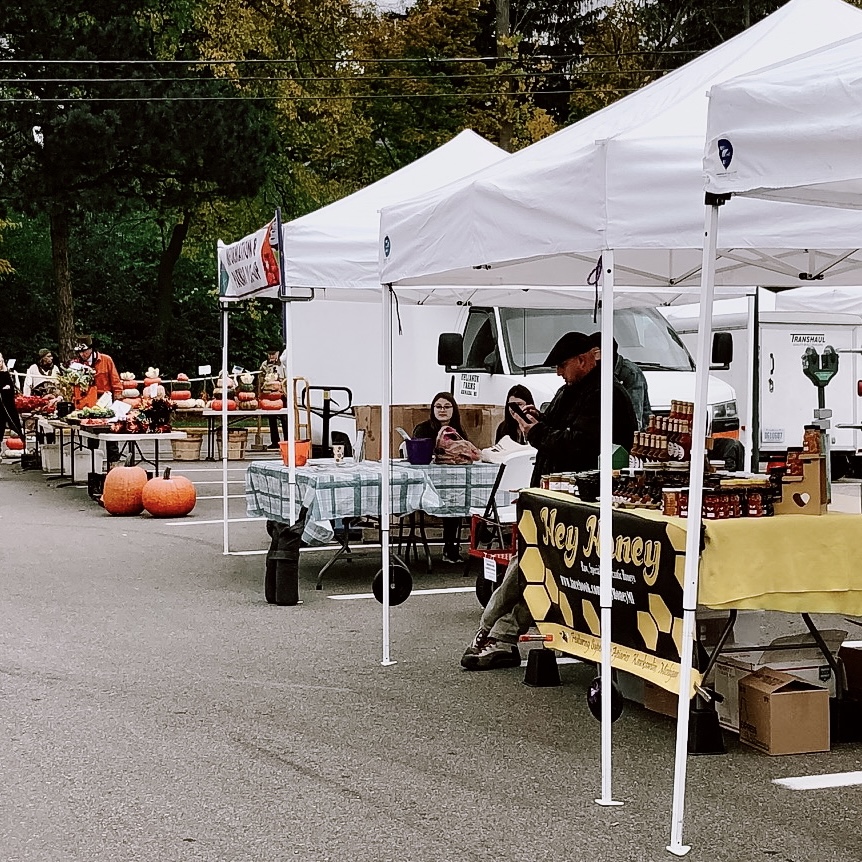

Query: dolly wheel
[372,563,413,605]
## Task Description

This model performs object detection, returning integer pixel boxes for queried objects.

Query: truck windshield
[500,308,695,373]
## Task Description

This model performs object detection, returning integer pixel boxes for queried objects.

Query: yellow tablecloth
[630,508,862,615]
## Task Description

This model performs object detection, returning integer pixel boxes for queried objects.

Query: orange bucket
[279,440,310,467]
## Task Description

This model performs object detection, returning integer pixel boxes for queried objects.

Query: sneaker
[442,545,462,564]
[461,627,491,660]
[460,638,521,671]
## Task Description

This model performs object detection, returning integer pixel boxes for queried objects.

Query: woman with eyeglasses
[495,384,535,445]
[412,391,470,564]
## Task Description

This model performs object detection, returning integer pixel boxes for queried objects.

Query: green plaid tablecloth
[245,460,503,545]
[245,460,442,545]
[401,462,503,517]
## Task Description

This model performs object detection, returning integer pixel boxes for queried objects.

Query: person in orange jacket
[72,335,123,401]
[73,335,123,465]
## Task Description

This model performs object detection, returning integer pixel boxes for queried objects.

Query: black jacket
[526,365,637,486]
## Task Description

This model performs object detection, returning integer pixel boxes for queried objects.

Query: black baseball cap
[544,331,593,366]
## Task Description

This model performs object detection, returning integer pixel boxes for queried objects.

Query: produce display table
[202,408,290,460]
[76,429,187,482]
[516,489,862,695]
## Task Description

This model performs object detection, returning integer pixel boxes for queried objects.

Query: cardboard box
[713,630,844,732]
[354,404,504,460]
[738,668,830,755]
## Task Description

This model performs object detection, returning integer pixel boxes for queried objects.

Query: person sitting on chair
[495,384,536,445]
[413,391,471,564]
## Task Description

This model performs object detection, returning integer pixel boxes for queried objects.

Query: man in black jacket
[461,331,637,670]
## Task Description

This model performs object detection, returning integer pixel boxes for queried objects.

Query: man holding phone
[461,331,637,670]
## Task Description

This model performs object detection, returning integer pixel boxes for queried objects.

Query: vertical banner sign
[218,219,280,298]
[518,490,699,695]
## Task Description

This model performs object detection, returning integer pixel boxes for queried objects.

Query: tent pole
[221,299,230,555]
[276,208,298,524]
[667,196,724,856]
[597,250,622,808]
[381,285,394,665]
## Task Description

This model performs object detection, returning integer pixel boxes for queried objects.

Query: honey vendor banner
[518,489,699,695]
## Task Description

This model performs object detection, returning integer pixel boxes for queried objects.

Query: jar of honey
[803,425,822,455]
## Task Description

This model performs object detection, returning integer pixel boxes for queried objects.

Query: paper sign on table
[97,392,113,409]
[112,401,131,418]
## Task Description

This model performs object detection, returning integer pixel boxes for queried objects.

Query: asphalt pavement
[1,457,861,862]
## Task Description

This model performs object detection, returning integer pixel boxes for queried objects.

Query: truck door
[454,308,504,402]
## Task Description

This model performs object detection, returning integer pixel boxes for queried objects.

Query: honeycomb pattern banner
[518,490,701,696]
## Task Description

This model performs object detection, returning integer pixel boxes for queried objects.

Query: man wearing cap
[23,349,60,397]
[461,331,637,670]
[259,345,288,450]
[73,335,123,466]
[588,333,651,431]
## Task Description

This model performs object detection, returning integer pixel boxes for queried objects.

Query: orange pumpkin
[210,399,237,411]
[236,391,256,402]
[102,465,149,515]
[142,467,197,517]
[5,436,25,451]
[260,397,283,410]
[170,389,192,400]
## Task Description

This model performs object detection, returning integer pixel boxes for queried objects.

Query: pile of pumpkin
[259,372,285,410]
[120,369,206,410]
[102,465,196,517]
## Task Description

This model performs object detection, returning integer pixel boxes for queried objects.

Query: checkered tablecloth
[401,462,503,517]
[245,459,503,545]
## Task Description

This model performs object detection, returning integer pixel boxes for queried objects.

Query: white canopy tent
[217,130,510,664]
[376,0,862,852]
[680,31,862,855]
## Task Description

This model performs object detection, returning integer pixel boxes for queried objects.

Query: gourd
[142,467,197,517]
[5,436,24,451]
[210,399,237,411]
[102,465,149,516]
[171,373,192,402]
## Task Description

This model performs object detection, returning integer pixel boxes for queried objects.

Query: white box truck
[667,308,862,477]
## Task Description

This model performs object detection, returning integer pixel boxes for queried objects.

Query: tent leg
[667,198,724,857]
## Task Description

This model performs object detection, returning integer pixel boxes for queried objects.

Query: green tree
[0,0,277,359]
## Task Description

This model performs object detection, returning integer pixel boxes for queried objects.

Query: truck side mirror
[711,331,733,370]
[438,333,463,371]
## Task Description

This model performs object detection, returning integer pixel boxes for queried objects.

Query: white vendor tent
[217,130,510,665]
[704,32,862,208]
[221,130,509,302]
[376,0,862,854]
[671,26,862,861]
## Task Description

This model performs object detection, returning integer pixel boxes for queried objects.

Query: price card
[198,364,211,376]
[483,557,497,582]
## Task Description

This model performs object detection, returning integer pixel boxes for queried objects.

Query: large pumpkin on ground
[142,467,197,517]
[5,436,25,451]
[102,465,149,515]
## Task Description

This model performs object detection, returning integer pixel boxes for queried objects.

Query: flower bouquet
[137,395,175,433]
[57,363,97,408]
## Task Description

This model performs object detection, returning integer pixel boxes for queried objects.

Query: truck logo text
[791,333,825,344]
[459,374,480,398]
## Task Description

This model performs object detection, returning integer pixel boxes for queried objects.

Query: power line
[0,50,701,66]
[0,88,642,103]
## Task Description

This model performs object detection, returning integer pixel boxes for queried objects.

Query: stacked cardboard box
[354,404,504,461]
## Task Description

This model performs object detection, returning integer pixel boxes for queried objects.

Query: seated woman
[412,392,469,565]
[495,384,536,445]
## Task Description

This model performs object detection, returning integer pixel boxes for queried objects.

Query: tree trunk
[496,0,514,153]
[50,209,75,363]
[155,211,191,355]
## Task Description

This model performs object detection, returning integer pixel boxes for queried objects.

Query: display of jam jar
[786,446,804,477]
[803,425,822,454]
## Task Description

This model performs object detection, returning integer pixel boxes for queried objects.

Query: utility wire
[0,88,643,103]
[0,50,701,66]
[0,69,671,85]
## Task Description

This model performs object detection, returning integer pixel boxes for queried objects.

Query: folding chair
[463,450,535,605]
